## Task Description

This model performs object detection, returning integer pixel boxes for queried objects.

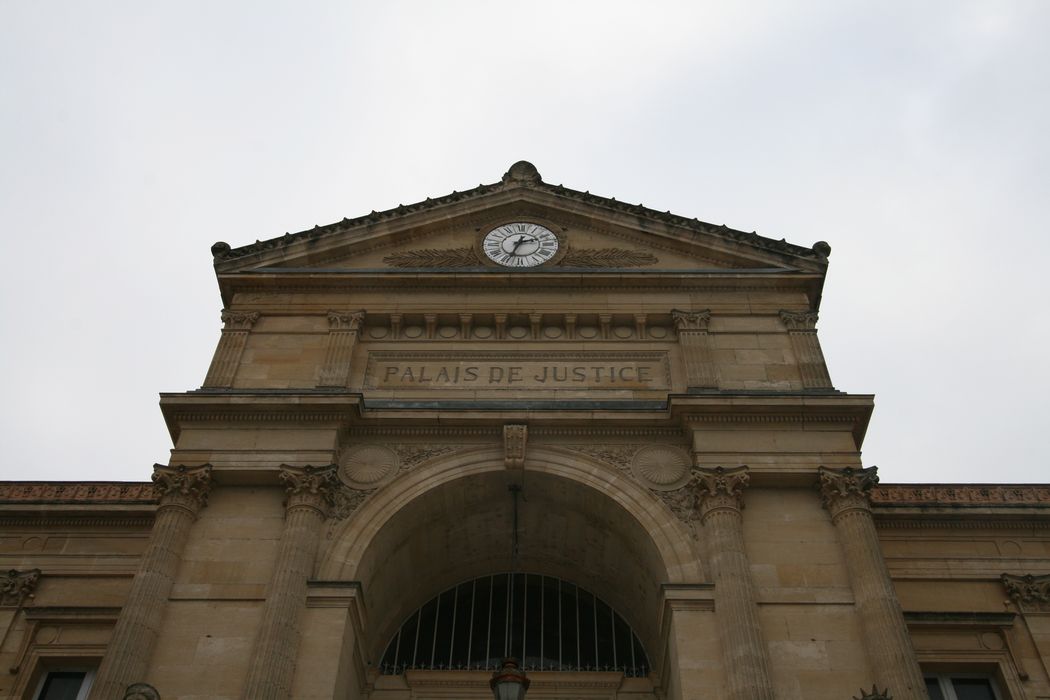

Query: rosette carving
[339,445,399,487]
[152,464,212,513]
[631,444,692,489]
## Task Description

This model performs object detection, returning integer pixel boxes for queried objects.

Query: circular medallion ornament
[631,445,692,490]
[482,222,559,267]
[339,445,399,487]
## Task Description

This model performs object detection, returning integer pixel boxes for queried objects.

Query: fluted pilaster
[779,310,833,389]
[695,466,775,700]
[672,309,718,389]
[318,311,364,387]
[203,311,259,387]
[241,465,340,700]
[819,466,926,700]
[89,465,212,700]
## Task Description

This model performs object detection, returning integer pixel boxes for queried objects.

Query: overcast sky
[2,2,1047,484]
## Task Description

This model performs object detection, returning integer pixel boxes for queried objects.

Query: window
[925,674,1001,700]
[33,669,95,700]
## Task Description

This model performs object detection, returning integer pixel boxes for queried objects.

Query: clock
[482,222,559,267]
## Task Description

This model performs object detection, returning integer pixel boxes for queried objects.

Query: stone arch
[318,445,703,666]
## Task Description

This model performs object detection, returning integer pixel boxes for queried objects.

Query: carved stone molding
[671,309,712,332]
[504,425,527,470]
[1,569,41,607]
[695,466,750,522]
[382,246,657,269]
[152,464,212,514]
[329,486,375,521]
[279,464,341,514]
[358,311,674,342]
[123,683,160,700]
[819,466,879,521]
[872,485,1050,507]
[220,310,261,330]
[391,444,459,470]
[1001,573,1050,613]
[853,686,892,700]
[0,482,156,504]
[563,444,641,473]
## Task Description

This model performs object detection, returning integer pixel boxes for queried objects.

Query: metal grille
[379,573,649,676]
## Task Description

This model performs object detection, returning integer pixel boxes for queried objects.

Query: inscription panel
[363,351,670,390]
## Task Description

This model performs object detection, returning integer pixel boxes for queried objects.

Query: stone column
[672,310,718,389]
[89,464,212,700]
[695,466,775,700]
[241,465,340,700]
[318,311,365,387]
[819,466,926,699]
[203,311,259,388]
[779,310,833,389]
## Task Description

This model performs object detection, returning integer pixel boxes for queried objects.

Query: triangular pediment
[212,161,829,275]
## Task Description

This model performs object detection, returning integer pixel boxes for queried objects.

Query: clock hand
[510,236,537,254]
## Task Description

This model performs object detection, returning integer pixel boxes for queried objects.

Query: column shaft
[89,466,211,700]
[318,311,363,387]
[241,465,339,700]
[241,503,326,699]
[821,467,926,699]
[704,508,775,700]
[203,311,259,388]
[673,310,718,389]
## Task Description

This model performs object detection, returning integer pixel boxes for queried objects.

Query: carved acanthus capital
[853,686,892,700]
[818,466,878,518]
[221,310,260,330]
[504,424,527,470]
[280,464,341,514]
[779,310,819,331]
[1001,573,1050,613]
[328,310,365,331]
[152,464,213,513]
[1,568,41,606]
[694,466,750,520]
[671,309,712,332]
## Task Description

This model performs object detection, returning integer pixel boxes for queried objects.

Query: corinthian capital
[221,310,260,330]
[779,310,819,331]
[671,309,712,332]
[280,464,341,513]
[818,466,878,517]
[152,464,213,513]
[1001,573,1050,612]
[1,568,41,607]
[694,466,750,520]
[328,310,365,331]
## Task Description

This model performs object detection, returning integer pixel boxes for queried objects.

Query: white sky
[1,2,1047,483]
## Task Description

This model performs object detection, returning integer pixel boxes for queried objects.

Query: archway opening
[350,467,671,668]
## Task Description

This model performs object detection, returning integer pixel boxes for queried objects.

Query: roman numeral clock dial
[482,222,559,267]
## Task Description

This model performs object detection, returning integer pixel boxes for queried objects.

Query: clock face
[482,222,559,267]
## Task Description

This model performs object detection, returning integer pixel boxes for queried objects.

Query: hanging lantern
[490,657,530,700]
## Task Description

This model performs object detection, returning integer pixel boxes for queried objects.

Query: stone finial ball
[812,241,832,259]
[211,241,232,257]
[502,160,542,184]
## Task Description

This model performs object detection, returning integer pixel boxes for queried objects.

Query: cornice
[212,162,826,271]
[872,484,1050,508]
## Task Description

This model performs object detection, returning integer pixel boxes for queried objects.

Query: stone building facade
[1,162,1048,700]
